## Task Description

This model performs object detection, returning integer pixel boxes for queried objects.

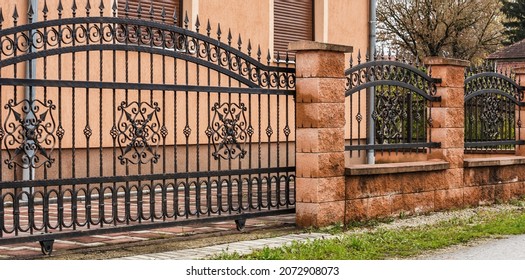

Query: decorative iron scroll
[3,99,57,169]
[113,101,162,165]
[206,102,248,160]
[372,90,406,144]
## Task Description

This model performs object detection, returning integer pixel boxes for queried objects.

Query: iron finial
[137,0,142,19]
[161,6,166,22]
[28,2,34,21]
[149,1,154,20]
[195,15,200,32]
[237,34,242,50]
[0,8,4,29]
[184,11,189,29]
[172,7,177,25]
[72,0,78,17]
[267,49,271,65]
[43,0,49,20]
[247,39,252,56]
[58,0,64,17]
[13,6,19,26]
[257,44,262,62]
[124,0,130,17]
[227,29,232,45]
[357,49,361,64]
[99,0,105,16]
[206,19,211,36]
[216,23,222,40]
[85,0,91,17]
[112,0,118,17]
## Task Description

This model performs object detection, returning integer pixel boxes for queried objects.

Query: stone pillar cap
[423,57,469,67]
[289,40,353,53]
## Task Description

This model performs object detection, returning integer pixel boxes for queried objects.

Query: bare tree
[377,0,505,62]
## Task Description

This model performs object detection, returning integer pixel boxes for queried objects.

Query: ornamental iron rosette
[113,101,162,165]
[206,102,248,160]
[3,99,57,169]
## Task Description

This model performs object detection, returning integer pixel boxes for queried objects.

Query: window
[118,0,182,25]
[274,0,314,58]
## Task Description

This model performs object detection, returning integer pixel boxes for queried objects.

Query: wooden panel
[274,0,314,56]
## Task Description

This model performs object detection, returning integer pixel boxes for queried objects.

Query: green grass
[212,208,525,260]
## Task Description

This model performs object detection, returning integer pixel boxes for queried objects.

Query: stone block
[296,78,346,103]
[433,168,463,190]
[429,148,464,168]
[296,128,344,153]
[367,196,393,219]
[430,128,464,148]
[434,188,464,211]
[296,152,345,178]
[393,192,435,215]
[479,185,495,205]
[432,87,465,108]
[463,187,481,207]
[295,51,346,78]
[295,201,345,228]
[296,103,345,128]
[296,177,345,203]
[345,198,368,221]
[431,107,464,128]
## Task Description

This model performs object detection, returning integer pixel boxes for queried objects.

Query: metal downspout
[367,0,376,164]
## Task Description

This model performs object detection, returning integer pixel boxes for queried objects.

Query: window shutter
[274,0,314,57]
[118,0,181,24]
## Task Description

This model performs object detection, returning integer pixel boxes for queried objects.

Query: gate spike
[357,49,361,64]
[112,0,118,17]
[195,15,200,32]
[267,49,271,65]
[247,39,252,56]
[72,0,77,17]
[206,19,211,36]
[85,0,91,17]
[172,8,177,25]
[58,0,63,18]
[227,29,232,45]
[43,0,49,20]
[237,34,242,50]
[12,6,19,26]
[124,0,129,17]
[285,52,290,64]
[349,54,353,68]
[149,1,154,21]
[216,23,222,40]
[365,48,370,62]
[0,8,3,29]
[28,2,34,22]
[161,6,166,22]
[137,0,142,19]
[99,0,105,16]
[257,44,261,62]
[380,47,385,60]
[183,11,189,29]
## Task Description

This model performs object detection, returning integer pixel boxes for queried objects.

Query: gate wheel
[235,218,246,231]
[39,240,55,256]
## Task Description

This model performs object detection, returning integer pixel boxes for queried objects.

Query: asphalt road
[424,235,525,260]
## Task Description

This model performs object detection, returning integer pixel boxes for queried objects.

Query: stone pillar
[513,67,525,156]
[423,57,469,209]
[289,40,352,228]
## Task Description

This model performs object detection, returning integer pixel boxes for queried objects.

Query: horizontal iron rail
[345,142,441,151]
[344,60,439,83]
[0,167,296,189]
[0,208,295,246]
[464,140,525,148]
[345,80,441,101]
[0,78,296,96]
[0,17,294,74]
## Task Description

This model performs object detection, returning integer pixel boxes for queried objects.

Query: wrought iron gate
[464,65,524,152]
[0,1,296,254]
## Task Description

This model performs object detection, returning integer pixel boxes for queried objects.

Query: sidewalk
[0,214,296,260]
